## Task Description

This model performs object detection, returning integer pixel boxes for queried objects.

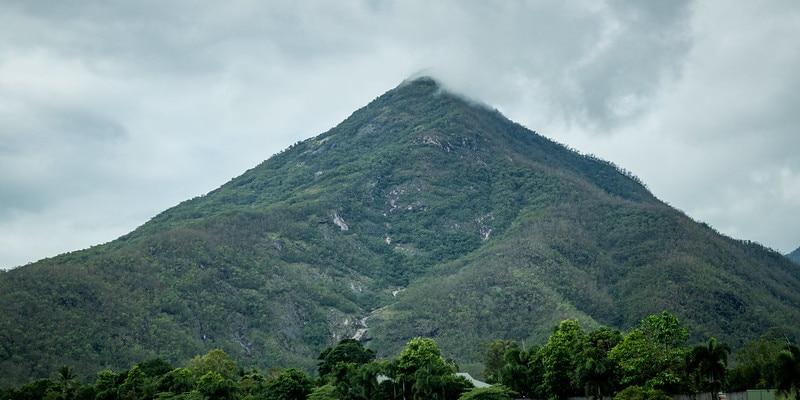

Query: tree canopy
[1,314,798,400]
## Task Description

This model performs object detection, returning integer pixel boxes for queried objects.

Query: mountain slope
[1,77,798,386]
[788,246,800,263]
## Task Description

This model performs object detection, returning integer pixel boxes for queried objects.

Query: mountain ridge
[1,77,798,386]
[788,246,800,263]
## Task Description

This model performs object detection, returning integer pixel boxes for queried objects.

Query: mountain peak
[401,75,441,88]
[1,76,799,387]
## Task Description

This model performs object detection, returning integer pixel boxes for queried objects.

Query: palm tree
[773,344,800,400]
[57,365,78,398]
[579,357,616,399]
[687,337,731,399]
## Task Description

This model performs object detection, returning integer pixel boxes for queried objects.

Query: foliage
[487,316,705,400]
[613,385,671,400]
[577,326,622,398]
[262,368,313,400]
[2,335,800,400]
[458,385,515,400]
[638,312,688,350]
[498,345,536,398]
[609,312,689,392]
[318,338,376,377]
[158,368,195,396]
[137,358,173,378]
[411,366,472,400]
[307,383,339,400]
[727,328,791,391]
[196,371,238,400]
[483,340,519,384]
[686,337,730,394]
[187,349,238,381]
[392,337,469,400]
[539,320,586,400]
[396,337,451,379]
[773,344,800,400]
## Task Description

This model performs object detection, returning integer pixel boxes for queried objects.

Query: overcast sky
[2,1,799,269]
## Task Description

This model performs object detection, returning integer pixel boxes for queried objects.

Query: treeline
[484,312,799,400]
[2,312,799,400]
[0,338,490,400]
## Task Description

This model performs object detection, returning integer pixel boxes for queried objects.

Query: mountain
[1,77,799,386]
[788,246,800,263]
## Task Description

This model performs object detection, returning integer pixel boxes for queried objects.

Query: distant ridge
[0,77,798,386]
[788,246,800,263]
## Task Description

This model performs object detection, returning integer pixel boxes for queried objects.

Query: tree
[484,340,519,384]
[56,365,80,399]
[638,311,687,351]
[94,370,122,400]
[397,337,450,377]
[14,378,61,400]
[458,385,515,400]
[263,368,313,400]
[114,358,174,399]
[197,371,237,400]
[318,338,376,377]
[136,358,173,378]
[117,366,147,400]
[773,344,800,400]
[395,338,463,400]
[157,367,196,396]
[577,326,622,398]
[327,360,395,400]
[610,312,688,392]
[578,357,616,399]
[57,365,76,386]
[327,361,361,400]
[613,385,671,400]
[499,346,535,398]
[540,320,586,400]
[307,383,339,400]
[237,372,268,399]
[687,337,730,397]
[411,363,472,400]
[187,349,238,381]
[728,330,790,391]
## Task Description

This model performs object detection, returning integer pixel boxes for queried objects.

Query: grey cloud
[2,0,693,134]
[566,1,692,126]
[2,1,377,78]
[0,108,127,216]
[371,1,694,133]
[0,0,798,268]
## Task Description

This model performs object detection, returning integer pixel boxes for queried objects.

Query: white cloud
[553,0,800,253]
[0,0,798,268]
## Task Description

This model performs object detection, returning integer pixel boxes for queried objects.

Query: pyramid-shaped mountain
[1,77,799,386]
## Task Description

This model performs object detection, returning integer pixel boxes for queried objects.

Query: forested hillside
[1,77,798,387]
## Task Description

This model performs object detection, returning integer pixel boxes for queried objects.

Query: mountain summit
[1,77,798,385]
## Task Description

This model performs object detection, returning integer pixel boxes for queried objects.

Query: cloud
[0,0,798,268]
[556,0,800,252]
[389,1,693,132]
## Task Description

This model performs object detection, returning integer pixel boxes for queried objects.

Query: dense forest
[2,312,799,400]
